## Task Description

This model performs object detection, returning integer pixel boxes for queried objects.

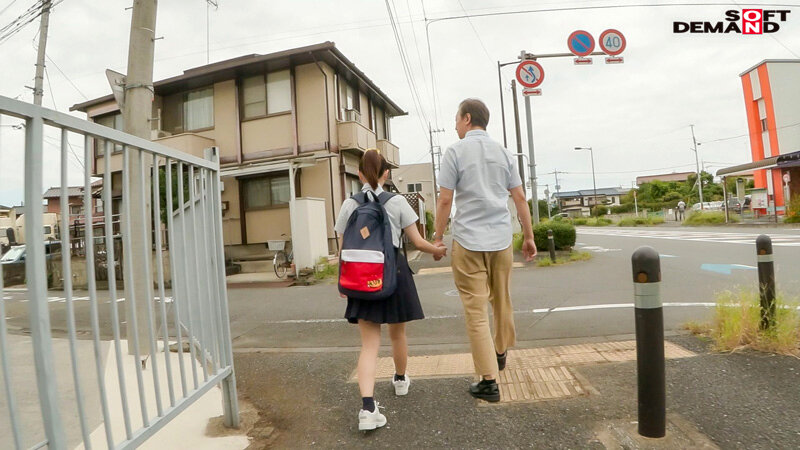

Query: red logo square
[743,9,763,34]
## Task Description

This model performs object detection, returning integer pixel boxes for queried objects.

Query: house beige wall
[210,80,239,162]
[395,163,435,213]
[299,161,337,237]
[221,177,242,245]
[241,114,293,157]
[245,207,291,243]
[295,63,328,152]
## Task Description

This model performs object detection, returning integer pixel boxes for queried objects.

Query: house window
[346,174,361,197]
[241,70,291,119]
[761,118,768,132]
[242,173,291,211]
[339,79,360,119]
[94,113,123,156]
[69,205,83,216]
[375,107,387,140]
[407,183,422,193]
[183,87,214,131]
[95,199,103,214]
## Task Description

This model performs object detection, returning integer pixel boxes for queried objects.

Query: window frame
[94,112,124,157]
[241,172,292,212]
[182,86,215,132]
[239,70,292,121]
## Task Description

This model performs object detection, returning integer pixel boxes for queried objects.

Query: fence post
[756,234,775,330]
[547,229,556,263]
[631,246,665,438]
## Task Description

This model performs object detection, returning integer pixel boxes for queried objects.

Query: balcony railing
[377,139,399,168]
[337,120,376,153]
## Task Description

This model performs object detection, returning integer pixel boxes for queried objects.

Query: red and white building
[720,60,800,215]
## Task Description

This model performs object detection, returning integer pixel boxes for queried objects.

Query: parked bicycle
[270,235,293,278]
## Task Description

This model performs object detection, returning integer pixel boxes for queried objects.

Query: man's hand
[433,240,447,261]
[522,238,537,262]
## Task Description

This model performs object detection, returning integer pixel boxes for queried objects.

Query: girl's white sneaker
[392,376,411,396]
[358,402,387,431]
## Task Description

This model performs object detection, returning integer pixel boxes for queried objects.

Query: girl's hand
[339,292,347,299]
[432,241,447,260]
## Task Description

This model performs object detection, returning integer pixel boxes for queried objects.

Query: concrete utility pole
[123,0,158,355]
[429,124,444,219]
[32,0,52,106]
[690,124,704,209]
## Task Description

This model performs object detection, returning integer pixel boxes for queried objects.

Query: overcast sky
[1,0,799,206]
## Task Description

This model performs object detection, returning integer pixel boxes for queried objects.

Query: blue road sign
[568,30,595,57]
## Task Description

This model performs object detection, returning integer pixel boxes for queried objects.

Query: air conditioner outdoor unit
[345,108,361,123]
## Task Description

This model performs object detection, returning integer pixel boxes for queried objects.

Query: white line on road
[262,302,718,324]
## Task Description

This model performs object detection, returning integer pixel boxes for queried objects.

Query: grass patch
[535,251,592,267]
[313,257,339,280]
[618,216,662,227]
[586,217,613,226]
[683,210,741,226]
[685,289,800,355]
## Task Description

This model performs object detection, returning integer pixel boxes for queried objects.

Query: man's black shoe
[496,351,507,371]
[469,380,500,402]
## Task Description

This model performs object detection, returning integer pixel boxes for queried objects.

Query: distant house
[395,162,435,213]
[71,42,405,259]
[636,171,694,186]
[42,180,104,219]
[554,187,631,217]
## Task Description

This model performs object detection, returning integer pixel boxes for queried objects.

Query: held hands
[522,238,537,262]
[432,240,447,261]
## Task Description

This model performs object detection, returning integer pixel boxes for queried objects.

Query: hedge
[533,221,576,250]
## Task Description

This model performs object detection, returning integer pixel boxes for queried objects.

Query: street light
[574,147,598,215]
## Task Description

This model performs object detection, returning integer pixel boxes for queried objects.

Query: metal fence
[0,95,238,449]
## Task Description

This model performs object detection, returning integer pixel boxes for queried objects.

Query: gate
[0,95,238,449]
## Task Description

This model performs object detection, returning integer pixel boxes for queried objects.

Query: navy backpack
[338,191,399,300]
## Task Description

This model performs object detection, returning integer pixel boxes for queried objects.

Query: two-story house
[71,42,405,260]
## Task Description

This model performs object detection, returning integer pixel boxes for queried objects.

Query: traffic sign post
[599,29,626,64]
[516,60,545,89]
[568,30,595,64]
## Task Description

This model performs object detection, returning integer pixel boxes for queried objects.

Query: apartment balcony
[337,120,377,155]
[377,139,399,168]
[154,132,217,160]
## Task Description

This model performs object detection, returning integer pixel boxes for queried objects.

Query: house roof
[554,187,630,198]
[70,41,406,117]
[43,187,83,198]
[0,205,9,210]
[42,180,103,199]
[739,59,800,77]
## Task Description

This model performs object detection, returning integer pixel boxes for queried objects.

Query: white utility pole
[690,124,704,209]
[32,0,52,106]
[123,0,158,355]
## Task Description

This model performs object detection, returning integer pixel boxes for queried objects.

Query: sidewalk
[234,334,800,449]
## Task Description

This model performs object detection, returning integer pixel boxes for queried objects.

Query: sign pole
[525,94,539,225]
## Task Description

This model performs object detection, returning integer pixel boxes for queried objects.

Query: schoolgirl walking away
[334,149,446,431]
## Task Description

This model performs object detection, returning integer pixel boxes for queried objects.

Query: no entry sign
[568,30,595,57]
[516,60,544,88]
[599,29,626,55]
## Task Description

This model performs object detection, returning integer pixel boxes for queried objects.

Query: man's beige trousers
[451,241,516,377]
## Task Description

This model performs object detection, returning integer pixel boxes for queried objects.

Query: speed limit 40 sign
[599,29,626,64]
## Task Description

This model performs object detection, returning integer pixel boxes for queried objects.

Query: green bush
[591,205,609,216]
[684,210,740,226]
[784,195,800,223]
[610,203,635,214]
[572,218,588,226]
[533,221,576,250]
[618,216,662,227]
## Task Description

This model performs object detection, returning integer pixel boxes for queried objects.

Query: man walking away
[433,98,537,402]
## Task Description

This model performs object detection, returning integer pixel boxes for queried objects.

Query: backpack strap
[351,192,369,205]
[377,191,396,205]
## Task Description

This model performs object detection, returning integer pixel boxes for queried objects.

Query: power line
[699,121,800,144]
[44,66,85,170]
[45,54,88,100]
[389,0,431,126]
[385,0,430,136]
[0,0,62,45]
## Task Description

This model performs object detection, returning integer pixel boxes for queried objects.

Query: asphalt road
[4,225,799,350]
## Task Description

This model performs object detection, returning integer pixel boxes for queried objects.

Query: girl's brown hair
[359,149,390,190]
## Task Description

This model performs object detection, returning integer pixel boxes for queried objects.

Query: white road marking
[262,302,719,324]
[579,228,800,246]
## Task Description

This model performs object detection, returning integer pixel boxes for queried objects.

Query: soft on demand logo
[673,9,791,34]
